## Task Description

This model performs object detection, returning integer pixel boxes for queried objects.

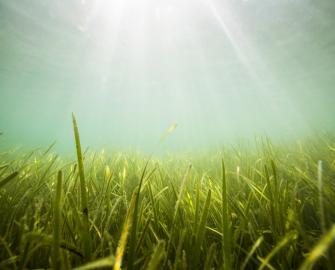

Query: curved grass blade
[74,256,115,270]
[258,231,297,270]
[147,240,166,270]
[114,187,139,270]
[241,236,264,270]
[172,229,186,270]
[204,243,217,270]
[192,189,211,268]
[166,164,192,262]
[52,170,63,270]
[0,235,17,270]
[0,171,19,189]
[43,141,57,156]
[318,160,326,234]
[221,160,233,270]
[127,159,150,270]
[72,113,91,260]
[299,224,335,270]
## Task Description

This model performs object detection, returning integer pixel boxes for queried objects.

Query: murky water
[0,0,334,153]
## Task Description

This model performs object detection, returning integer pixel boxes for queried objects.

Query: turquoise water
[0,0,334,153]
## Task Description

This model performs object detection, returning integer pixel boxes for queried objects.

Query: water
[1,0,334,153]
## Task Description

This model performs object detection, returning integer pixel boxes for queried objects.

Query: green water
[0,0,335,153]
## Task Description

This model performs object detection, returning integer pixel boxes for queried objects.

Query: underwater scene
[0,0,335,269]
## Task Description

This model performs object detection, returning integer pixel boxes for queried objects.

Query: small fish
[0,132,3,136]
[160,123,178,142]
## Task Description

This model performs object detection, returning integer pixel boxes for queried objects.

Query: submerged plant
[0,118,334,269]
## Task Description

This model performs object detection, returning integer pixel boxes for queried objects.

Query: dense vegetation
[0,118,334,269]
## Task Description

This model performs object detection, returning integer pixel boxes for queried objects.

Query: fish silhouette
[160,123,178,142]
